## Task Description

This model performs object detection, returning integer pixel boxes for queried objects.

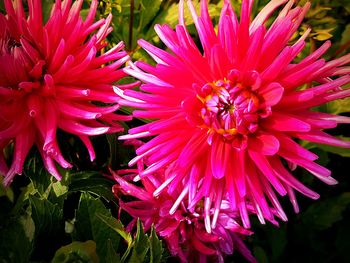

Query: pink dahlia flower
[111,167,256,263]
[116,0,350,229]
[0,0,132,185]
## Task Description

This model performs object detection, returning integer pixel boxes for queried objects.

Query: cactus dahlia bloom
[112,168,256,263]
[0,0,131,185]
[116,0,350,230]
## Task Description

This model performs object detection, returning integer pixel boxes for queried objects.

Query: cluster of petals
[111,164,256,263]
[116,0,350,230]
[0,0,131,185]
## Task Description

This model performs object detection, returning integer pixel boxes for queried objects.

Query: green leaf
[138,0,162,31]
[95,213,133,262]
[128,219,149,263]
[302,192,350,230]
[28,195,63,235]
[52,181,69,197]
[95,212,132,245]
[73,193,121,263]
[151,2,179,29]
[42,0,55,23]
[0,176,14,202]
[69,172,115,202]
[19,212,36,243]
[106,133,136,167]
[106,239,121,263]
[51,240,99,263]
[24,157,52,197]
[324,97,350,115]
[341,24,350,45]
[0,213,34,263]
[149,226,163,263]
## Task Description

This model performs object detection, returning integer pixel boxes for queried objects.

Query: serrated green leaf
[149,226,163,263]
[69,173,115,202]
[73,193,121,263]
[51,240,99,263]
[128,219,149,263]
[29,195,63,235]
[95,212,132,245]
[302,192,350,230]
[106,239,121,263]
[24,157,52,197]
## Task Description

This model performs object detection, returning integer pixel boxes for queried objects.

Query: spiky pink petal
[119,0,350,228]
[0,0,129,185]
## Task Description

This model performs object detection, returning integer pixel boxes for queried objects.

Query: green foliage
[324,98,350,115]
[0,155,164,263]
[51,241,99,263]
[29,195,63,235]
[149,227,164,263]
[0,212,34,263]
[73,192,121,262]
[68,171,116,202]
[302,193,350,230]
[0,177,14,202]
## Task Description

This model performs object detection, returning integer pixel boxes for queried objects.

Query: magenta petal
[211,139,229,179]
[191,235,217,255]
[59,119,110,136]
[259,82,284,106]
[262,112,311,132]
[1,0,130,185]
[248,132,280,155]
[111,171,152,201]
[232,150,246,198]
[296,130,350,148]
[270,157,320,200]
[248,151,287,196]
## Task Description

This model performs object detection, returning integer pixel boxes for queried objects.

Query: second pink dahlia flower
[0,0,131,185]
[116,0,350,229]
[112,167,256,263]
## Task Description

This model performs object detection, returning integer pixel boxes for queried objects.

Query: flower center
[8,38,21,49]
[197,78,260,140]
